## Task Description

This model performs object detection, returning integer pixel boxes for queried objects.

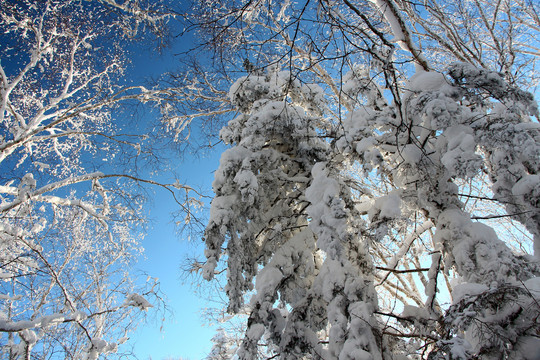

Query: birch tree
[179,0,540,358]
[0,1,199,359]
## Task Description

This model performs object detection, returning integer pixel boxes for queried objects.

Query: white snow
[401,305,431,320]
[370,191,402,220]
[512,175,539,196]
[255,266,283,294]
[406,71,446,92]
[451,283,489,304]
[125,293,153,310]
[246,324,265,341]
[401,144,423,165]
[523,277,540,296]
[516,336,540,360]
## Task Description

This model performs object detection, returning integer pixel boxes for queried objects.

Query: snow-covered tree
[0,1,199,359]
[183,0,540,358]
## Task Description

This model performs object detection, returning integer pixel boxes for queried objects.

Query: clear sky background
[123,27,225,360]
[131,152,221,360]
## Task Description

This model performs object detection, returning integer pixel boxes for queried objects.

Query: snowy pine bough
[189,0,540,358]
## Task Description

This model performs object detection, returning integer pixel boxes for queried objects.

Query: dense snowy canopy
[191,0,540,358]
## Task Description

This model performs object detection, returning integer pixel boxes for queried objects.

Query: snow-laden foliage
[204,69,386,359]
[192,0,540,358]
[339,64,540,358]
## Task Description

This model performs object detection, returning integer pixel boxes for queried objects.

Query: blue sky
[131,151,221,360]
[123,25,225,360]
